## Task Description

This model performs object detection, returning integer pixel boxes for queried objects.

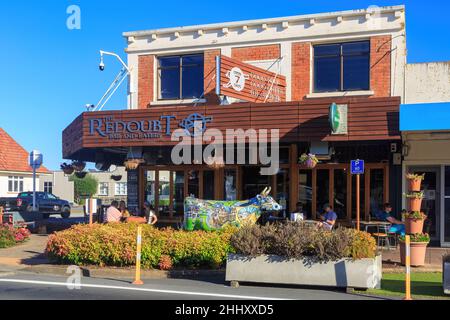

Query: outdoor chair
[372,223,395,251]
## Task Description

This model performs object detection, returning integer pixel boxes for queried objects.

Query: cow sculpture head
[255,187,282,211]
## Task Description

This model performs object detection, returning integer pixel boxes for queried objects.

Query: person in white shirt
[144,202,158,225]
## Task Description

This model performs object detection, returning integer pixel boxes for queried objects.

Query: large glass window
[98,182,109,196]
[316,170,330,216]
[370,169,384,218]
[145,171,156,207]
[276,168,290,218]
[158,54,204,100]
[314,41,370,93]
[173,171,185,216]
[187,170,200,198]
[158,171,171,216]
[299,170,313,219]
[203,171,215,200]
[333,169,347,220]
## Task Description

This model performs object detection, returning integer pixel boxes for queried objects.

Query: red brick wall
[138,55,154,109]
[291,42,311,101]
[204,49,221,104]
[231,44,280,61]
[370,35,392,97]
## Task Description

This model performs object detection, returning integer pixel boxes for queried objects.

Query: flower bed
[0,224,31,248]
[46,223,237,269]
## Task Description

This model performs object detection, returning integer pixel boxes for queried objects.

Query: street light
[92,50,134,112]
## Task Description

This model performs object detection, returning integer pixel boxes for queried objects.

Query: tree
[69,174,99,204]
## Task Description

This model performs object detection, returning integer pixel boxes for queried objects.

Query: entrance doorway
[408,167,441,242]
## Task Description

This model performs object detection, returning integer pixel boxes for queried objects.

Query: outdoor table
[352,220,391,233]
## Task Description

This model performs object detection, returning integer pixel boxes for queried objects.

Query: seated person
[144,202,158,225]
[379,203,405,236]
[317,204,337,231]
[291,202,306,221]
[119,200,131,221]
[105,201,122,223]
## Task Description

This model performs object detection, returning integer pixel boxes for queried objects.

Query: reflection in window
[224,169,237,201]
[316,170,330,216]
[276,168,290,217]
[187,170,199,198]
[145,171,156,207]
[242,167,270,200]
[370,169,384,218]
[314,41,370,93]
[334,169,347,220]
[173,171,185,216]
[158,54,204,100]
[158,171,171,216]
[203,171,215,200]
[299,170,312,219]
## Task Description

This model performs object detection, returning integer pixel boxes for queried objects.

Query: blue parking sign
[351,160,365,175]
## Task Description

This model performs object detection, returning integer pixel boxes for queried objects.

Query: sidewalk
[382,247,449,273]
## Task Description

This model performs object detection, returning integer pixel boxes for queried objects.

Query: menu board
[127,170,139,214]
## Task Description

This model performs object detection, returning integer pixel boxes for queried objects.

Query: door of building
[409,167,441,242]
[443,167,450,247]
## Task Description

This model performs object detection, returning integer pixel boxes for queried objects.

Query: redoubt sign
[216,55,286,103]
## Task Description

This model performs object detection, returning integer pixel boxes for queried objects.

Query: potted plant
[444,255,450,295]
[60,163,74,175]
[405,192,425,212]
[72,161,86,172]
[406,173,426,192]
[124,159,144,171]
[403,211,427,234]
[399,233,430,267]
[299,153,319,169]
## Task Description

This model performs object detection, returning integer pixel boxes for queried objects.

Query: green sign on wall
[329,103,348,135]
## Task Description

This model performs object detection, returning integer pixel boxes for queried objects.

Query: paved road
[0,272,384,300]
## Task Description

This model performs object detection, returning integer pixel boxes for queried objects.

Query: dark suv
[16,192,71,219]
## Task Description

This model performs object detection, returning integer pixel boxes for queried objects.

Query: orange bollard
[404,235,412,300]
[0,206,4,224]
[132,226,144,285]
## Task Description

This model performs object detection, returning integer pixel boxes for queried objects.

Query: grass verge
[356,273,449,300]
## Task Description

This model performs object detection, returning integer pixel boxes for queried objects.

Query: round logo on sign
[224,67,249,92]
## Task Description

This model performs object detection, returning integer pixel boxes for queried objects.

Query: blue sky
[0,0,449,170]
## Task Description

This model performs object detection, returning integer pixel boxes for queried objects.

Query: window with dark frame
[314,41,370,93]
[158,54,204,100]
[44,182,53,194]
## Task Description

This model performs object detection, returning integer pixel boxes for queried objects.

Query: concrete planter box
[226,254,382,290]
[444,257,450,295]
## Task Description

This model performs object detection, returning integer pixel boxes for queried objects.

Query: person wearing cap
[318,204,337,231]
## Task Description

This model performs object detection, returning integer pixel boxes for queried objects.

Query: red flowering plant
[0,223,31,248]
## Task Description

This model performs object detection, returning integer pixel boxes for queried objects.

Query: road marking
[0,279,289,300]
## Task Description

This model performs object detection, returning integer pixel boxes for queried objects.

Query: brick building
[61,5,450,244]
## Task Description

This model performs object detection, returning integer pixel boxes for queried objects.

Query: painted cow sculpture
[184,187,282,231]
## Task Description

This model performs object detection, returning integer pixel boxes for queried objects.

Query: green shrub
[46,223,237,269]
[231,222,377,262]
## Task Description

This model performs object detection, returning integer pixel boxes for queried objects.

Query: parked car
[0,192,71,219]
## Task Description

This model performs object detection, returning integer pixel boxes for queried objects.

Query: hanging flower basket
[111,175,123,182]
[406,173,425,192]
[299,154,319,169]
[60,163,75,175]
[124,159,144,171]
[72,161,86,172]
[75,171,87,179]
[206,156,225,170]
